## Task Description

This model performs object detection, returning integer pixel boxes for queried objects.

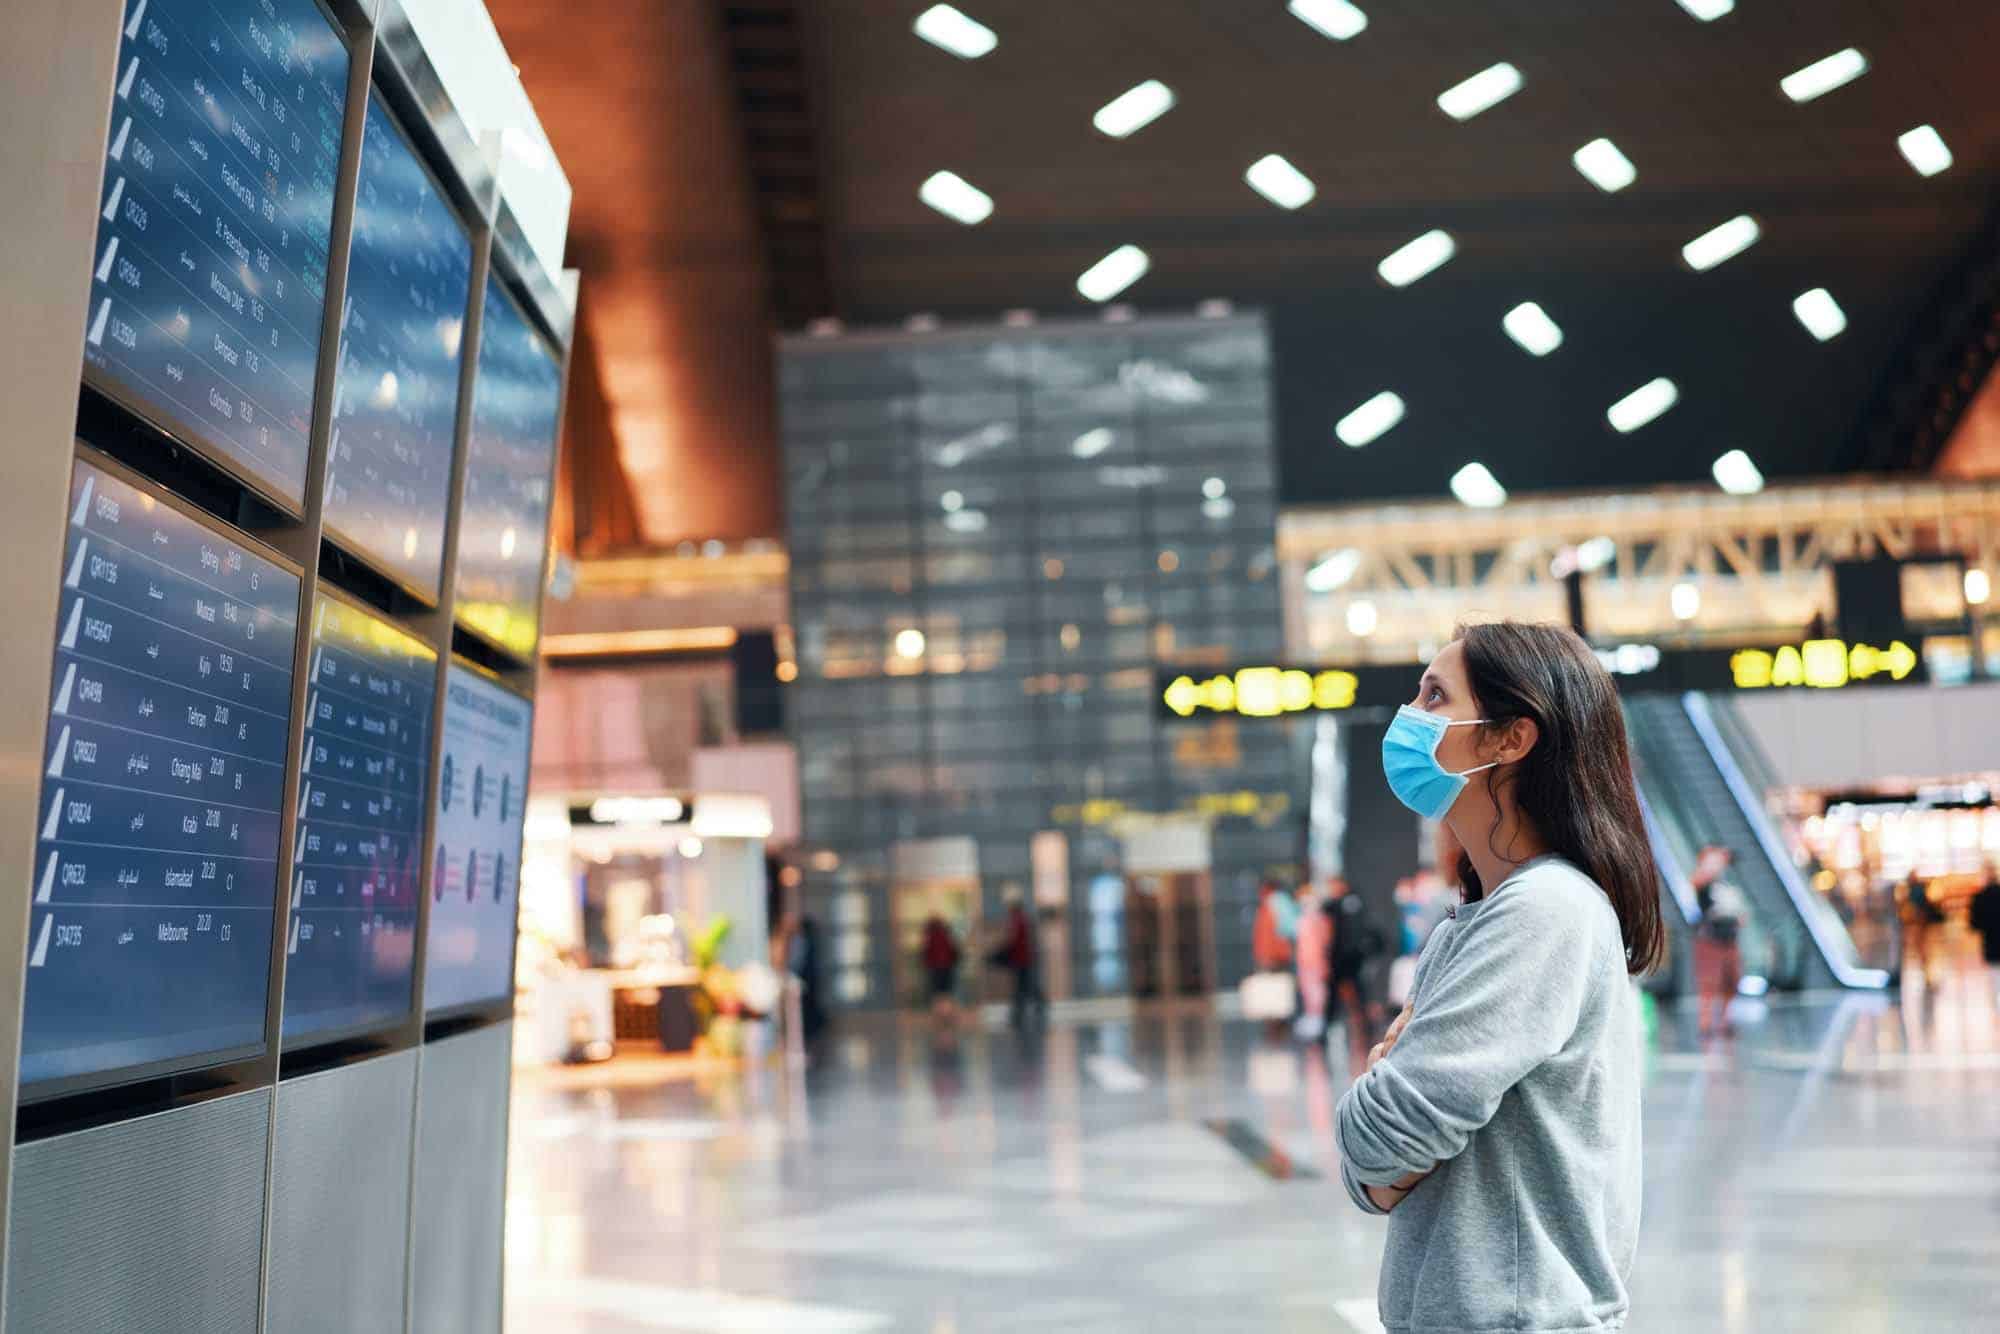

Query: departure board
[321,92,472,598]
[83,0,348,512]
[423,665,531,1015]
[455,277,561,661]
[21,459,299,1090]
[282,594,434,1042]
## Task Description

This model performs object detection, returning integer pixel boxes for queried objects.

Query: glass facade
[779,314,1304,1008]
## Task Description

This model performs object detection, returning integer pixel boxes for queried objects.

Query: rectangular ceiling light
[1502,302,1563,356]
[1711,449,1765,495]
[1780,48,1868,103]
[914,5,998,59]
[1305,547,1364,593]
[1071,427,1114,458]
[1450,462,1508,509]
[1792,287,1847,341]
[919,170,993,224]
[1572,138,1637,192]
[1288,0,1368,41]
[1076,245,1150,302]
[1682,214,1760,271]
[1245,154,1316,209]
[1335,391,1404,447]
[1675,0,1734,19]
[1094,80,1176,138]
[1437,62,1523,122]
[1898,124,1954,177]
[1378,229,1456,286]
[1607,377,1679,433]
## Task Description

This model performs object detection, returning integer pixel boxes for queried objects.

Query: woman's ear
[1498,716,1540,765]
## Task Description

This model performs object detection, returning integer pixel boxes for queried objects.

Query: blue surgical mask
[1382,705,1497,821]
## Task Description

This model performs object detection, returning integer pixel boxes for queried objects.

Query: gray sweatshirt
[1335,856,1641,1334]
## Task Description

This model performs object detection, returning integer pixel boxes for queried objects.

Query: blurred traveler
[1691,846,1747,1039]
[788,912,827,1043]
[1328,875,1384,1041]
[1337,622,1662,1334]
[1252,879,1295,972]
[993,886,1045,1031]
[1970,865,2000,1005]
[1245,880,1299,1034]
[920,912,962,1022]
[1293,882,1331,1041]
[1904,869,1946,983]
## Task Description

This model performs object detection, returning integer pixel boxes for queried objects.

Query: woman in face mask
[1335,621,1664,1334]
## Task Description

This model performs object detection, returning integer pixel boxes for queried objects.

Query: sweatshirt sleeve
[1335,882,1596,1192]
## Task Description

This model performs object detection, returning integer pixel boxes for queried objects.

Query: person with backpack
[1905,870,1947,984]
[1328,876,1384,1043]
[920,911,961,1023]
[1692,845,1747,1039]
[1969,864,2000,1006]
[992,886,1045,1031]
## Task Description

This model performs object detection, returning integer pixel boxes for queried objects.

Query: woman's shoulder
[1482,858,1620,939]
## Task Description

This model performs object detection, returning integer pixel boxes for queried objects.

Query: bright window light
[1378,229,1456,287]
[913,5,997,59]
[1094,80,1176,138]
[1572,138,1637,192]
[1346,600,1379,637]
[1306,547,1363,593]
[1450,462,1507,509]
[1898,124,1953,177]
[1502,302,1564,356]
[1682,214,1760,271]
[1335,391,1405,447]
[944,509,989,534]
[1246,154,1317,210]
[1288,0,1368,41]
[1792,288,1847,342]
[894,628,927,659]
[1071,427,1114,459]
[1712,449,1765,495]
[1437,62,1523,122]
[1675,0,1734,19]
[1671,582,1701,621]
[1201,476,1228,500]
[1576,536,1617,573]
[1607,378,1679,433]
[1966,568,1991,607]
[1077,245,1150,302]
[940,489,965,512]
[919,171,993,225]
[1780,48,1868,103]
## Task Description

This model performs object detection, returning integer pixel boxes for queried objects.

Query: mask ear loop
[1435,717,1495,780]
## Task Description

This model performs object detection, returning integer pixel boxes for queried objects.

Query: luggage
[1240,970,1297,1020]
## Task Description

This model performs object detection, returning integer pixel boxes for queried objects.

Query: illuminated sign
[1729,639,1918,690]
[1163,667,1359,718]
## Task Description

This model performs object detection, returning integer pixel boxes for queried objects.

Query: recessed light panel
[1898,124,1953,177]
[919,171,993,224]
[1378,229,1456,287]
[1437,62,1523,121]
[1682,214,1760,271]
[1676,0,1734,18]
[1712,450,1764,495]
[1780,48,1867,103]
[1245,154,1316,210]
[1335,391,1405,447]
[1502,302,1563,356]
[913,5,997,59]
[1094,80,1176,138]
[1671,582,1701,620]
[1306,548,1363,593]
[1450,462,1507,509]
[1607,378,1679,433]
[1288,0,1368,41]
[1346,600,1379,636]
[1792,288,1847,341]
[1071,428,1115,459]
[1572,138,1637,192]
[1076,245,1150,302]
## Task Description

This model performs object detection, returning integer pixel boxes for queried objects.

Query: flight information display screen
[423,665,531,1015]
[455,277,561,661]
[281,594,435,1042]
[22,459,299,1091]
[321,91,472,599]
[83,0,348,512]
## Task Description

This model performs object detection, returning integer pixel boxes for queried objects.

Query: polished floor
[504,973,2000,1333]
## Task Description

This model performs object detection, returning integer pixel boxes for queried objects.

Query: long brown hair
[1453,621,1666,975]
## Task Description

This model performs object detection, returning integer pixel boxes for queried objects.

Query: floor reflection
[507,977,2000,1333]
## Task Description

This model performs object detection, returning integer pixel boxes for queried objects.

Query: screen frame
[450,269,566,667]
[315,82,479,607]
[276,580,437,1054]
[77,0,359,521]
[418,653,533,1025]
[19,443,310,1106]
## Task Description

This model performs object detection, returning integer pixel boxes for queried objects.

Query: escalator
[1623,693,1888,992]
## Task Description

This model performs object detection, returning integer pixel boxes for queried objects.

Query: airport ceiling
[779,0,2000,507]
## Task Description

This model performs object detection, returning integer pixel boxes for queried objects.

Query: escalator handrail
[1636,787,1702,926]
[1680,692,1890,990]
